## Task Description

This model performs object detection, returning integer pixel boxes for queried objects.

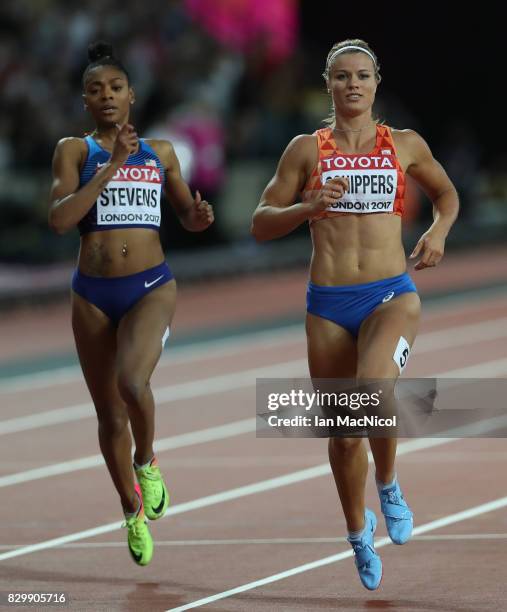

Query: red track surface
[1,248,506,611]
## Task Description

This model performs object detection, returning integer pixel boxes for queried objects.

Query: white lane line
[0,533,507,550]
[1,416,505,563]
[413,317,507,352]
[167,495,507,611]
[2,533,505,550]
[9,288,499,395]
[1,359,506,486]
[434,358,507,378]
[0,401,93,436]
[2,313,506,397]
[0,419,256,488]
[409,533,507,540]
[0,359,307,436]
[0,326,303,395]
[0,466,330,562]
[2,309,507,437]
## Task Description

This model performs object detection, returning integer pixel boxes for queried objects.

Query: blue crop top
[78,136,166,236]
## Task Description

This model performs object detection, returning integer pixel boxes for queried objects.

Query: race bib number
[321,155,398,214]
[96,165,162,226]
[393,336,411,374]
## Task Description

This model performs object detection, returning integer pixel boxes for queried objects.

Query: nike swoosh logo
[129,545,143,564]
[152,488,166,515]
[144,275,164,288]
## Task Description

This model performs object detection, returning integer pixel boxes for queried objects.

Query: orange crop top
[303,124,406,222]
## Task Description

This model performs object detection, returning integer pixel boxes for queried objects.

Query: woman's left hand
[192,190,214,230]
[409,229,446,270]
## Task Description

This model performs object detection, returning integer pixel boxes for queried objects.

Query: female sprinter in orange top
[251,39,458,590]
[48,42,214,567]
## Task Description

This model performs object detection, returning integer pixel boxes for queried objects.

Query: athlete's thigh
[306,312,357,378]
[357,292,421,379]
[116,279,177,380]
[71,291,123,411]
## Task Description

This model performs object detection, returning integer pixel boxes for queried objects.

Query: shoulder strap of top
[314,127,338,158]
[84,135,103,157]
[376,124,395,149]
[139,138,156,156]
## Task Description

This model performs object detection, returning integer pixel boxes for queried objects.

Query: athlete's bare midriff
[307,128,410,286]
[78,228,165,277]
[309,213,406,285]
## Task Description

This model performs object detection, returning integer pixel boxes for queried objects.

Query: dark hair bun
[88,41,114,63]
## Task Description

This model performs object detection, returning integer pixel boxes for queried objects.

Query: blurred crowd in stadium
[0,0,505,264]
[0,0,302,179]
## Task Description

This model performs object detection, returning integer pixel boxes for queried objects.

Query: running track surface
[0,245,506,611]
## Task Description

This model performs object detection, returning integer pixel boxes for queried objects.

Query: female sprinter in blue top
[251,39,459,590]
[48,42,214,567]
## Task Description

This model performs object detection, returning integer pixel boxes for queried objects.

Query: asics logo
[144,275,164,288]
[152,489,166,515]
[382,291,395,303]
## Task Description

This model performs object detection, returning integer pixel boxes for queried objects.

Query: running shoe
[378,479,413,545]
[135,456,169,520]
[124,484,153,566]
[347,508,383,590]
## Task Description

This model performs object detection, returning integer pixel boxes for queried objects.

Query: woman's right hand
[111,123,138,166]
[304,176,349,217]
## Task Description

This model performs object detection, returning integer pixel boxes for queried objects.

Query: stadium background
[1,3,506,611]
[0,0,505,298]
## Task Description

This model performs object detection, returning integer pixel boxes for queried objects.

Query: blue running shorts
[72,261,174,326]
[307,272,417,338]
